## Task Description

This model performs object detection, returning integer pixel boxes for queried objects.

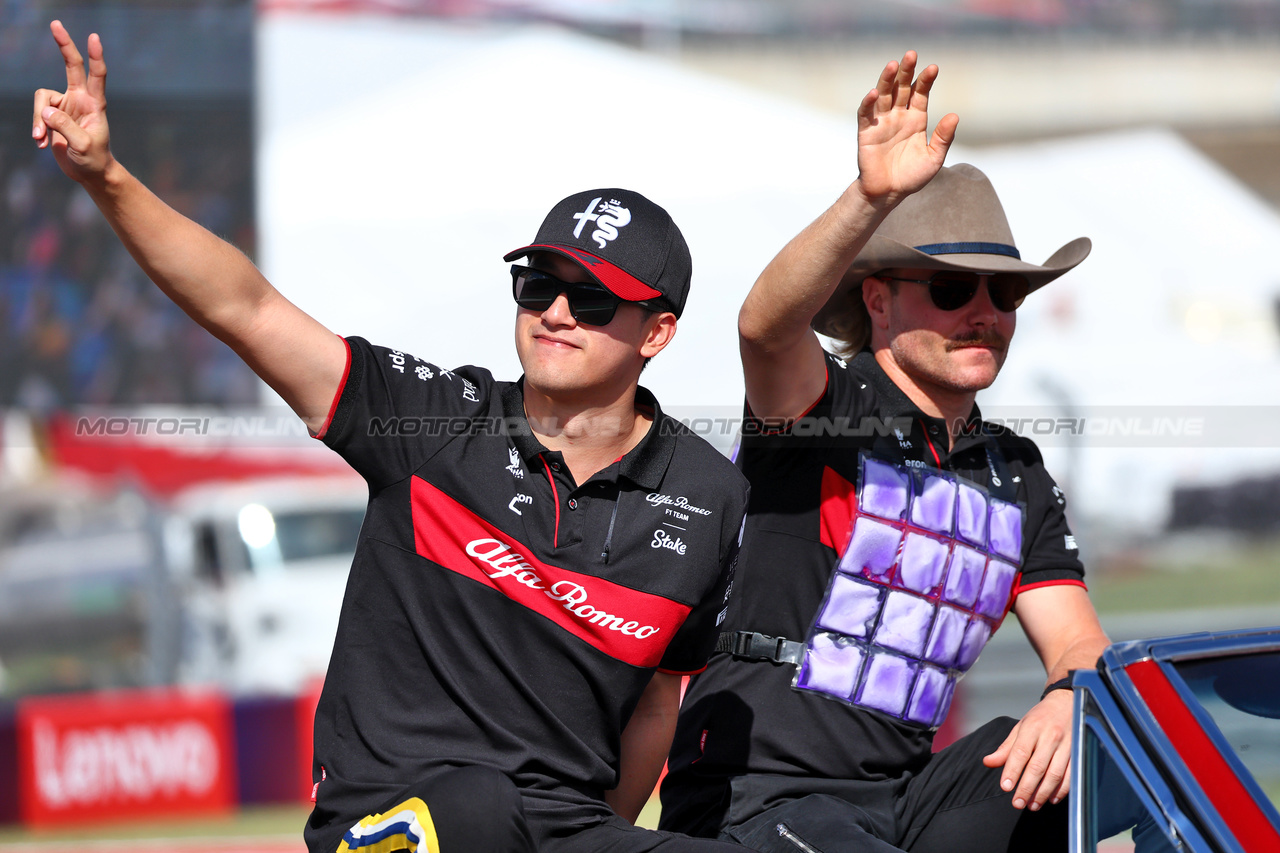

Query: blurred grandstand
[2,0,1277,415]
[1,4,258,410]
[247,0,1280,39]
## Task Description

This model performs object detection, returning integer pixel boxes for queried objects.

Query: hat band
[913,242,1021,260]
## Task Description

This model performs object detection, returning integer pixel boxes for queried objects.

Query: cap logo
[571,196,633,250]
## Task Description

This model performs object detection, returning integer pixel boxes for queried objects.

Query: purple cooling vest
[793,455,1024,728]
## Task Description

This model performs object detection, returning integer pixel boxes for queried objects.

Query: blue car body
[1071,626,1280,851]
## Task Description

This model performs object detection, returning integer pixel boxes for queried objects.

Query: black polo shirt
[304,336,749,853]
[660,350,1084,837]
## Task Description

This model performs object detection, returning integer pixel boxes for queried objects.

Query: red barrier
[16,689,237,827]
[44,414,353,499]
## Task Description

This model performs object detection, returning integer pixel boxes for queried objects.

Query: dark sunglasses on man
[878,271,1030,313]
[511,265,661,326]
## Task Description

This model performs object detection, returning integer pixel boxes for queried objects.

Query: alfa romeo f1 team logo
[410,478,690,667]
[572,197,632,249]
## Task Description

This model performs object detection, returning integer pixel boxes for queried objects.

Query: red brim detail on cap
[504,243,662,302]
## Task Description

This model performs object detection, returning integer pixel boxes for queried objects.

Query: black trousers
[718,718,1067,853]
[332,764,748,853]
[332,765,537,853]
[534,814,760,853]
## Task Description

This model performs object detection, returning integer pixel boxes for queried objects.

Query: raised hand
[855,51,958,206]
[32,20,113,182]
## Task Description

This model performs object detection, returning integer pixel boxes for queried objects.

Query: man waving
[660,52,1156,852]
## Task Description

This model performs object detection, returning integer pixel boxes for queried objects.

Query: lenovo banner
[16,689,236,827]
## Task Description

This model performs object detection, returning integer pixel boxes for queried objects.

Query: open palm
[856,51,958,205]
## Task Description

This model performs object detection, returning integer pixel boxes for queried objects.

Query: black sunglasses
[511,265,655,326]
[879,271,1030,313]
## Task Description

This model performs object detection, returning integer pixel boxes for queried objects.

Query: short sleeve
[742,352,861,437]
[657,489,749,675]
[320,336,493,491]
[1016,450,1087,591]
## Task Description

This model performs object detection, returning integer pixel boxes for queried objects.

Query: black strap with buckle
[716,630,805,666]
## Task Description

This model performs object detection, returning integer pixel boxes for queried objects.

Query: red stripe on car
[1127,658,1280,849]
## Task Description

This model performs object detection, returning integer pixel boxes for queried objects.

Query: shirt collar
[847,350,987,447]
[500,379,675,489]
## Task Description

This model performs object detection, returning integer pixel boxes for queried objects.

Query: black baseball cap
[504,188,692,317]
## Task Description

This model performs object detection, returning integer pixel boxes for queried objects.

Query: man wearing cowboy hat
[659,53,1157,852]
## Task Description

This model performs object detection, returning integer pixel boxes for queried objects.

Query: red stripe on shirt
[745,363,830,436]
[818,467,859,557]
[541,457,561,548]
[1015,578,1087,595]
[312,335,353,441]
[659,662,709,677]
[918,419,943,468]
[410,478,690,668]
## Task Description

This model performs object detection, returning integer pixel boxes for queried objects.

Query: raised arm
[740,51,958,421]
[32,21,346,432]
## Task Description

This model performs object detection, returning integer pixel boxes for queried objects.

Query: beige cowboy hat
[812,163,1092,339]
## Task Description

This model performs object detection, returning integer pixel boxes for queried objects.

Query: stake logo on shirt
[411,478,691,667]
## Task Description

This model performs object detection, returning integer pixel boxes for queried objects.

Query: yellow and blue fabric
[338,797,440,853]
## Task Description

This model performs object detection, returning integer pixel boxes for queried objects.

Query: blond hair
[819,276,890,357]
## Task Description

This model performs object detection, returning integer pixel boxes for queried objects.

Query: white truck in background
[166,477,367,694]
[0,475,367,697]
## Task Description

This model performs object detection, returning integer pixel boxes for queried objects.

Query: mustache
[944,329,1008,351]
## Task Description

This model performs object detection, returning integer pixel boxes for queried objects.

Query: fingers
[856,86,880,125]
[997,733,1039,810]
[892,51,918,109]
[987,700,1073,811]
[1026,740,1071,811]
[35,21,108,156]
[39,105,91,156]
[910,63,940,112]
[930,113,960,157]
[864,52,942,122]
[872,59,898,116]
[86,32,108,100]
[1051,759,1072,804]
[32,88,64,147]
[50,20,88,91]
[983,722,1017,770]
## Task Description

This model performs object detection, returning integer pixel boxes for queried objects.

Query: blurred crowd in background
[0,102,259,408]
[0,3,257,410]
